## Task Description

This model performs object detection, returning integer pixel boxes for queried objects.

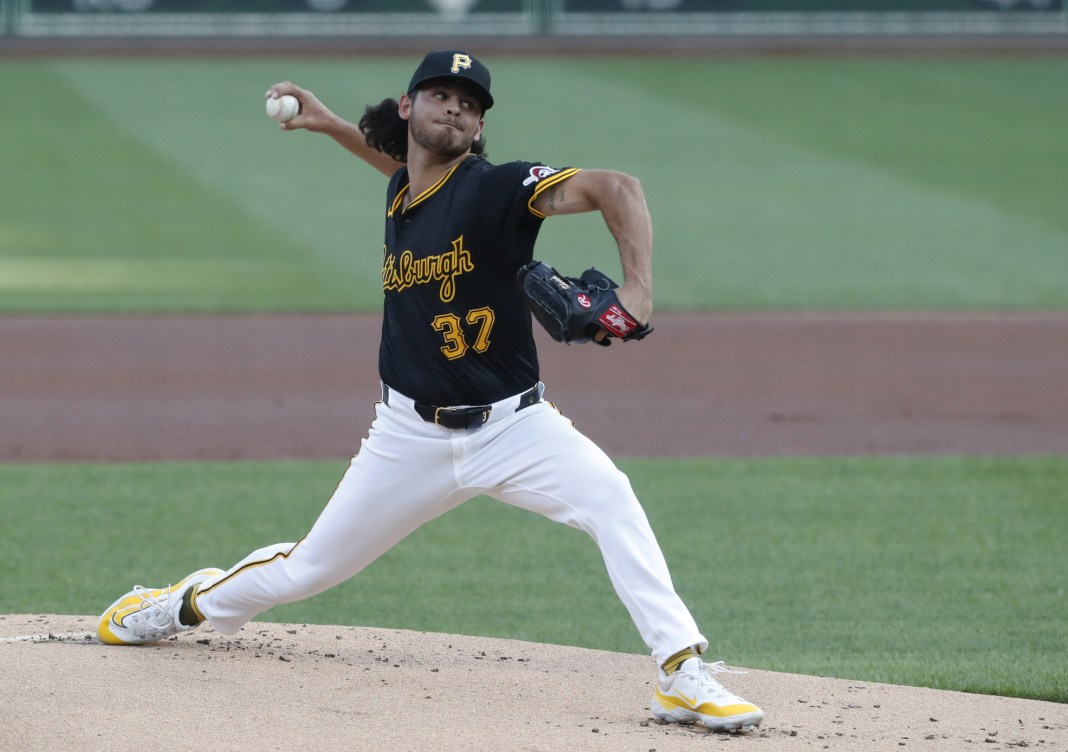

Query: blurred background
[1,0,1066,39]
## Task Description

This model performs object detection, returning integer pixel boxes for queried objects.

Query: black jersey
[378,155,580,406]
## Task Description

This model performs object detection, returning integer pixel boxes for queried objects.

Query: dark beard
[409,117,471,160]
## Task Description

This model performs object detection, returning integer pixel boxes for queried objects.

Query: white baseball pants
[195,385,707,665]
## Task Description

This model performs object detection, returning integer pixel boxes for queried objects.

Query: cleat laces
[687,661,748,704]
[129,584,179,640]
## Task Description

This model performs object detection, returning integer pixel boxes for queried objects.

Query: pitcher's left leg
[475,404,705,665]
[474,404,763,730]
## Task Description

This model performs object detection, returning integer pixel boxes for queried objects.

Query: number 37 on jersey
[431,307,495,360]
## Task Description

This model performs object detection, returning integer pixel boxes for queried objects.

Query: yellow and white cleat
[651,657,765,732]
[96,568,223,645]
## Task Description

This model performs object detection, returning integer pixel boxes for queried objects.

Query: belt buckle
[434,406,490,429]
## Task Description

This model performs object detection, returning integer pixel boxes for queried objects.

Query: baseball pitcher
[96,50,763,733]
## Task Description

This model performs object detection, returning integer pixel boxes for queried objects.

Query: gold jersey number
[431,306,496,360]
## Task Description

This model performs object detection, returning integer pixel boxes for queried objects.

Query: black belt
[384,384,541,430]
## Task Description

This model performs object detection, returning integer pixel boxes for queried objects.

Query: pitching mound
[2,615,1063,751]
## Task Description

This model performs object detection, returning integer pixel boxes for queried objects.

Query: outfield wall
[2,0,1066,38]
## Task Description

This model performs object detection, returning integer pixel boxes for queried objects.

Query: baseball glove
[516,260,653,346]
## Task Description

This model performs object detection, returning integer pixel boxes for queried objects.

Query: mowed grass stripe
[3,58,1067,312]
[2,63,358,311]
[564,57,1068,309]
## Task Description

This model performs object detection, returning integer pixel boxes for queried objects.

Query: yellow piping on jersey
[527,167,582,219]
[388,159,466,217]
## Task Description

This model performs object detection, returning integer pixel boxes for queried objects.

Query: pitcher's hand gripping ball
[266,94,301,123]
[517,260,653,346]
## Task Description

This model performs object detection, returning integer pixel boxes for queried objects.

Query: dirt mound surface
[1,614,1064,752]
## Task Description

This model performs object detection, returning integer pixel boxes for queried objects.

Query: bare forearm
[266,82,403,178]
[319,114,403,177]
[599,173,654,305]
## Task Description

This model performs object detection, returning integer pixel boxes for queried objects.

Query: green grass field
[2,56,1067,311]
[2,56,1066,704]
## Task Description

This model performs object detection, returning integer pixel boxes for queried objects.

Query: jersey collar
[388,157,470,218]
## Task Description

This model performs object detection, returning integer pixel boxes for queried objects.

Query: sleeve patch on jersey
[526,167,581,219]
[523,166,560,187]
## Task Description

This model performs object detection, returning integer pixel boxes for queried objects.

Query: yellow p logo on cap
[451,54,472,73]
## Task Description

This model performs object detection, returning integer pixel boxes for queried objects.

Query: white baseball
[266,94,300,123]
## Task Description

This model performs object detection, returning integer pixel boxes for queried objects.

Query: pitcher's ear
[399,92,414,121]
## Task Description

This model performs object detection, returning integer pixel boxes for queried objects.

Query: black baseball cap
[407,50,493,112]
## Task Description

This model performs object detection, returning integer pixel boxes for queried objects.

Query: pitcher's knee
[581,471,643,514]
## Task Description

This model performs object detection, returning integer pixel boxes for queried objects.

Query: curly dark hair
[358,96,487,163]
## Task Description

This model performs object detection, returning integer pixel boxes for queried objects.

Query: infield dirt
[2,312,1067,462]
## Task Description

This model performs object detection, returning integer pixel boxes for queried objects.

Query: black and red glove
[516,260,653,346]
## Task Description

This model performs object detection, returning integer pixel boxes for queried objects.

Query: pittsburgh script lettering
[381,236,474,302]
